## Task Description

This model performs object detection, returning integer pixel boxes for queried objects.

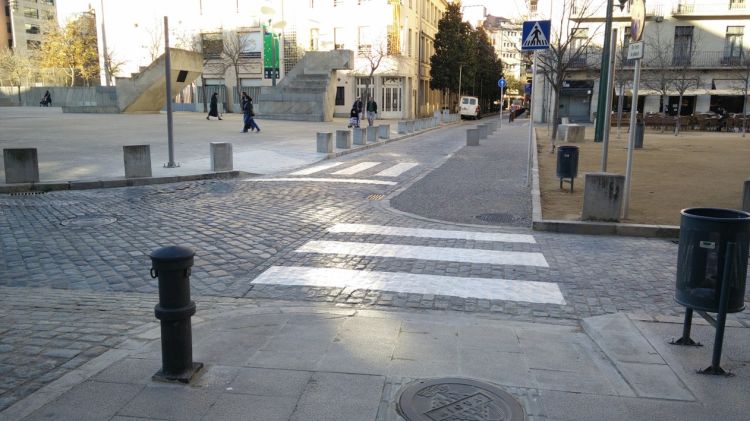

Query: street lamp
[593,0,629,142]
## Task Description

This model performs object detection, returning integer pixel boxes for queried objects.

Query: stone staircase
[257,50,354,122]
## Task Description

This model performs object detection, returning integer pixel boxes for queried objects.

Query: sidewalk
[2,289,748,421]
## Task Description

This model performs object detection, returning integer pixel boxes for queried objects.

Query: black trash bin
[556,145,579,192]
[675,208,750,313]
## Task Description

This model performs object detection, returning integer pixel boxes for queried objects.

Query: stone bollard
[398,121,408,134]
[316,132,333,153]
[565,124,585,142]
[123,145,152,178]
[353,128,366,145]
[378,124,390,140]
[407,121,415,133]
[209,142,233,172]
[478,124,488,139]
[150,246,203,383]
[582,172,626,222]
[336,130,352,149]
[366,126,378,142]
[3,148,39,183]
[743,178,750,212]
[466,128,480,146]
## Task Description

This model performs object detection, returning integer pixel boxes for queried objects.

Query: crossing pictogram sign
[521,20,551,50]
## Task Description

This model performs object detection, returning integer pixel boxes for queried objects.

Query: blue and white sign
[521,20,551,51]
[498,78,506,89]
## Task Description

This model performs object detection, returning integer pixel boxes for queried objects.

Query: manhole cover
[398,377,525,421]
[476,213,515,223]
[60,215,117,227]
[367,194,385,200]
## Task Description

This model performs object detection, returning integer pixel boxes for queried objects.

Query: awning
[709,79,747,96]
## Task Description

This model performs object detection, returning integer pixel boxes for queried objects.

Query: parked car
[459,96,481,120]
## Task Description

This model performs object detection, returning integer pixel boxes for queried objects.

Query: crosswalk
[251,223,564,305]
[252,161,420,185]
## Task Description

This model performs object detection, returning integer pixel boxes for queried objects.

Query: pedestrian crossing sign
[521,20,551,50]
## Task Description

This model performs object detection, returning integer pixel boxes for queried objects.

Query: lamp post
[593,0,629,142]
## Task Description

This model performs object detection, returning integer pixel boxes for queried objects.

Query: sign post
[498,77,506,128]
[622,0,646,218]
[521,20,551,186]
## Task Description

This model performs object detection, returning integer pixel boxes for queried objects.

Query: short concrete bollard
[398,121,408,134]
[210,142,233,172]
[316,132,333,153]
[478,124,488,139]
[378,124,390,139]
[353,128,366,145]
[565,124,585,142]
[367,126,378,142]
[336,130,352,149]
[3,148,39,183]
[123,145,152,178]
[743,178,750,212]
[466,128,480,146]
[407,121,415,133]
[582,172,625,222]
[150,246,203,383]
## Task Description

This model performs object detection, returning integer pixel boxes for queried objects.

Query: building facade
[1,0,57,54]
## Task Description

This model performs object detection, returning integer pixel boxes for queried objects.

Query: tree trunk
[235,65,242,112]
[550,86,562,151]
[201,76,208,112]
[674,93,684,136]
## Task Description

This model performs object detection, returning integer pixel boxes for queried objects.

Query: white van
[459,96,481,119]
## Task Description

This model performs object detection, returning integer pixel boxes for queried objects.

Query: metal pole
[164,16,176,168]
[622,57,641,218]
[527,51,537,186]
[100,0,110,86]
[458,65,463,102]
[707,242,735,375]
[600,28,617,172]
[594,0,615,142]
[499,87,503,129]
[271,32,277,86]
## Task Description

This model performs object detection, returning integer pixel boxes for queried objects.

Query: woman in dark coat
[207,92,222,120]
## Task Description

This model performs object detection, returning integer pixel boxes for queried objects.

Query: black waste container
[675,208,750,313]
[556,145,579,179]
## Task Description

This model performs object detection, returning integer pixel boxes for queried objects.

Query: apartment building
[532,0,750,122]
[483,15,525,81]
[1,0,57,53]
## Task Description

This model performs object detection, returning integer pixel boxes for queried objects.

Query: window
[358,26,371,54]
[570,28,588,66]
[724,26,744,63]
[356,77,374,101]
[27,40,41,50]
[201,33,223,59]
[730,0,745,10]
[23,8,39,19]
[25,24,40,34]
[42,0,55,5]
[387,25,400,55]
[334,27,344,49]
[407,29,412,56]
[673,26,693,66]
[310,28,319,51]
[335,86,345,106]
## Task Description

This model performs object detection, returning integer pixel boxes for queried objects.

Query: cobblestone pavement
[2,122,749,412]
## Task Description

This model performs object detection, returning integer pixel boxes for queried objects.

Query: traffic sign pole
[527,51,537,187]
[498,78,506,129]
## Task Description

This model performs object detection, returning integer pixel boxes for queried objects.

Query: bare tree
[356,38,389,107]
[222,30,251,106]
[641,23,673,128]
[142,18,164,63]
[535,0,600,149]
[103,48,125,86]
[669,30,703,135]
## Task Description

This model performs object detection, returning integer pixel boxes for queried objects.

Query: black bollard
[149,246,203,383]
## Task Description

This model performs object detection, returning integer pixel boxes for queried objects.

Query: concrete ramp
[257,49,354,122]
[116,48,203,114]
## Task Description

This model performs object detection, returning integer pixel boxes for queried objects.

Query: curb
[529,126,680,239]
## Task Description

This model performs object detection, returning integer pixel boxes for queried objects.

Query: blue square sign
[521,20,551,51]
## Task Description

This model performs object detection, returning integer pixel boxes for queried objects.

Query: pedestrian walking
[241,93,260,133]
[366,98,378,126]
[353,97,363,120]
[347,106,360,128]
[207,92,222,120]
[39,90,51,107]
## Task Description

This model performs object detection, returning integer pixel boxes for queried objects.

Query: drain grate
[60,214,118,228]
[398,377,525,420]
[8,191,47,196]
[476,213,516,223]
[367,194,385,201]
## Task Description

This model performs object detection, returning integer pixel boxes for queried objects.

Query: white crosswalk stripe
[250,177,396,185]
[374,162,419,177]
[289,162,345,175]
[328,223,536,243]
[296,241,549,267]
[254,266,565,304]
[331,162,381,175]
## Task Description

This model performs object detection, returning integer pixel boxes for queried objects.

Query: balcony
[673,1,750,17]
[618,49,750,69]
[576,2,664,21]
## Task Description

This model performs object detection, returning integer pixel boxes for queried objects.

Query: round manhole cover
[398,377,525,421]
[60,215,117,227]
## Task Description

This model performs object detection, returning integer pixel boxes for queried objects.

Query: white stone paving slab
[327,223,536,243]
[296,241,549,267]
[289,162,344,175]
[253,266,564,304]
[374,162,419,177]
[248,177,397,185]
[331,161,381,175]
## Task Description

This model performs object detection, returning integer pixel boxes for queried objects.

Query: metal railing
[674,1,748,14]
[616,49,750,68]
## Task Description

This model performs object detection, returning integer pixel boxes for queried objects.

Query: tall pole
[271,32,277,86]
[622,56,641,218]
[100,0,110,86]
[458,65,463,105]
[600,28,617,171]
[499,86,503,128]
[527,51,537,186]
[164,16,176,168]
[594,0,615,142]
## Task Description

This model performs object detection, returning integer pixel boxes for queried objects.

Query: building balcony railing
[614,49,750,68]
[673,1,749,16]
